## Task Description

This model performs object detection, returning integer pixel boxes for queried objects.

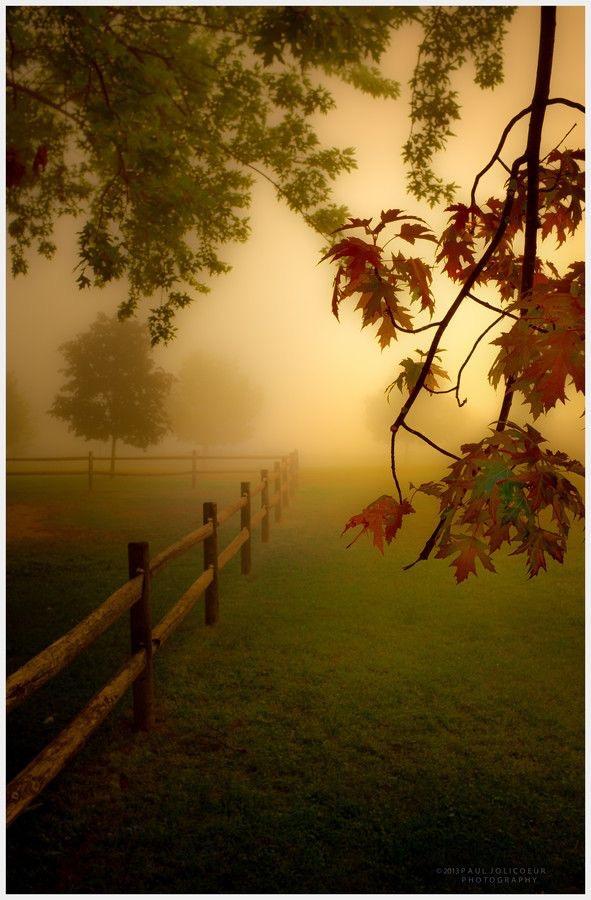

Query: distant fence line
[6,451,298,489]
[6,450,299,826]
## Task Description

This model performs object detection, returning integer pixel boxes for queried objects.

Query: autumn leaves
[323,147,584,582]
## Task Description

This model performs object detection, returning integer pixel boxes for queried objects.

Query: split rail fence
[7,451,297,490]
[6,451,299,826]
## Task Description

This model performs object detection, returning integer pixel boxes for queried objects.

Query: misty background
[6,7,584,476]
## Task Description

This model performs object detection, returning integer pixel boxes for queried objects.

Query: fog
[6,7,584,475]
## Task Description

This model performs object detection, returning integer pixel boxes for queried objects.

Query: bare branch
[383,303,443,336]
[470,96,584,206]
[541,122,577,162]
[431,312,504,407]
[468,292,547,333]
[400,422,460,460]
[403,515,446,570]
[388,150,527,499]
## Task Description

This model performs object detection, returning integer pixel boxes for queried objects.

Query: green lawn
[6,469,584,892]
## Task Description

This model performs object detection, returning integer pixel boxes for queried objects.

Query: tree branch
[470,95,584,206]
[468,292,547,333]
[497,7,556,433]
[388,150,526,500]
[541,122,577,163]
[5,77,81,124]
[383,303,443,335]
[403,515,446,571]
[401,422,460,460]
[438,314,505,406]
[220,149,330,240]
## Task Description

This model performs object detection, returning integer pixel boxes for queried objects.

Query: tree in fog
[169,353,262,451]
[50,314,174,473]
[7,371,33,454]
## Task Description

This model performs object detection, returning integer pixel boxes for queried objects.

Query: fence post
[127,542,154,731]
[191,449,197,489]
[274,461,282,523]
[281,456,289,508]
[294,449,299,491]
[240,482,252,575]
[287,452,296,497]
[88,451,94,491]
[260,468,270,543]
[203,502,219,625]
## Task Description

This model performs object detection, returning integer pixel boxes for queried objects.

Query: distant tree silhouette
[7,371,33,454]
[50,314,173,474]
[169,353,262,452]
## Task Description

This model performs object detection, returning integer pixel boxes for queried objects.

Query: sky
[6,5,585,473]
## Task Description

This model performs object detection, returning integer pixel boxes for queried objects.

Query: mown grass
[6,469,584,893]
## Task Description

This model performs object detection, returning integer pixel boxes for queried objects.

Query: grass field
[6,469,584,893]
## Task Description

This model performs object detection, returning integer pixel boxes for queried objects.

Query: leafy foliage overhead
[404,6,515,205]
[7,6,514,341]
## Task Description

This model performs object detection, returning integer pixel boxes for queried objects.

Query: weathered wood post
[288,451,297,497]
[281,456,289,508]
[127,542,154,731]
[88,451,94,492]
[203,501,219,625]
[240,481,252,575]
[260,468,270,543]
[191,449,197,489]
[273,461,282,523]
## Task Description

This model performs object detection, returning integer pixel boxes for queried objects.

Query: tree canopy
[7,6,514,342]
[169,352,262,449]
[50,314,174,460]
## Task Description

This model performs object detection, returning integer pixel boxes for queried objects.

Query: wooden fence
[6,451,299,826]
[6,450,298,490]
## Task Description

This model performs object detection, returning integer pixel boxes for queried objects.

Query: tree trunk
[110,435,117,478]
[496,5,556,431]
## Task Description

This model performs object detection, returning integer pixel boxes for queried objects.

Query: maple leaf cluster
[436,150,584,300]
[324,145,584,583]
[322,209,436,350]
[413,423,584,581]
[489,262,584,417]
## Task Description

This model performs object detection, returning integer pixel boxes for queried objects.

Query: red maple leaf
[436,535,496,583]
[343,495,415,554]
[397,222,437,245]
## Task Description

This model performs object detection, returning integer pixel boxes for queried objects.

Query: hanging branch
[470,95,583,206]
[496,6,556,433]
[400,422,460,460]
[387,150,526,500]
[428,313,505,406]
[325,7,584,581]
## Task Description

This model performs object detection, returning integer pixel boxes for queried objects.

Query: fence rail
[6,451,299,826]
[6,450,295,490]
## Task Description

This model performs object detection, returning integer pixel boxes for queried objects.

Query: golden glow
[7,7,584,468]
